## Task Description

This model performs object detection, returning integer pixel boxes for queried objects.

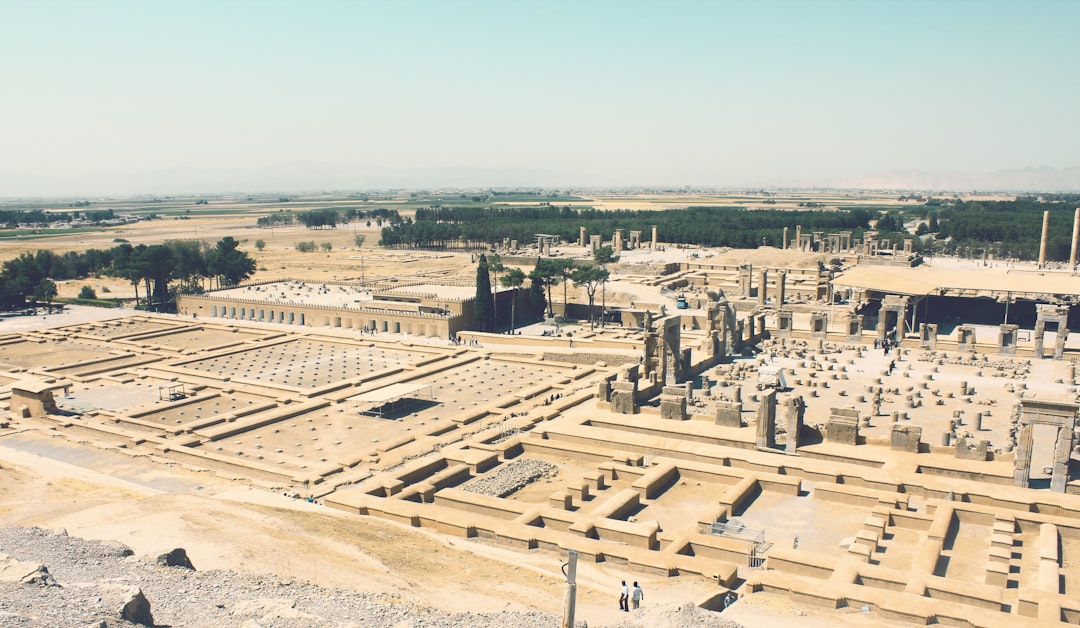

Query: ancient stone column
[651,225,658,250]
[756,389,777,449]
[757,269,768,306]
[776,271,787,306]
[783,396,804,454]
[579,226,587,247]
[1071,208,1080,267]
[782,227,789,250]
[795,225,802,251]
[1039,210,1049,268]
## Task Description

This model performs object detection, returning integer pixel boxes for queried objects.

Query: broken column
[651,225,658,250]
[776,270,786,306]
[1071,205,1080,264]
[782,395,805,454]
[579,226,587,247]
[1039,210,1049,268]
[757,268,769,306]
[755,389,777,449]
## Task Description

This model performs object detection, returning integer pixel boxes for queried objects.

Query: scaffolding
[705,518,772,569]
[158,383,186,401]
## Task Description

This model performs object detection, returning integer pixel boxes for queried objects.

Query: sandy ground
[0,435,907,627]
[0,309,896,627]
[0,201,982,626]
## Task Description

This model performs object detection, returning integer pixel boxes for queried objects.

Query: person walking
[631,582,644,610]
[619,580,629,611]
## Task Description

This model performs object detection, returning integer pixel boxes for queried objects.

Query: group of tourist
[449,334,481,347]
[618,580,644,611]
[874,335,897,355]
[543,393,563,406]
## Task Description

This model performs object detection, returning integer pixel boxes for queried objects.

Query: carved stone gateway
[776,311,793,338]
[1034,304,1070,360]
[738,265,753,298]
[878,295,910,342]
[1012,399,1078,492]
[997,324,1019,356]
[846,314,862,342]
[957,325,976,353]
[919,323,938,350]
[660,316,684,385]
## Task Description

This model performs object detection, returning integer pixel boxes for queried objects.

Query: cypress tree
[528,260,547,321]
[474,254,495,331]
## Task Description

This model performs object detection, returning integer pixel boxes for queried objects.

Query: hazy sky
[2,0,1078,196]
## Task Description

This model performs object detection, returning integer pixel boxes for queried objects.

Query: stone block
[890,424,921,452]
[714,401,742,427]
[826,416,858,445]
[660,394,688,420]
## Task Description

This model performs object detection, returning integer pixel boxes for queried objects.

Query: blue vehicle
[675,295,689,309]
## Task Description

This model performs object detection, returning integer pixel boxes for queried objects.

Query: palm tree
[500,267,526,332]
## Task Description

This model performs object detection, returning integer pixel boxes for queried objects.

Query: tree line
[932,199,1076,260]
[0,208,118,228]
[257,207,404,230]
[0,237,256,313]
[382,206,874,250]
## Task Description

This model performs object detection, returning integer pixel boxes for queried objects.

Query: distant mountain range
[827,167,1080,193]
[1,165,1078,198]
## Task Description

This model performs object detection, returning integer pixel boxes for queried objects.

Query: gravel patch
[0,527,559,628]
[461,459,558,498]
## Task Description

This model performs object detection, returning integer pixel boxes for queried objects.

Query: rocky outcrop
[155,548,195,570]
[118,587,154,626]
